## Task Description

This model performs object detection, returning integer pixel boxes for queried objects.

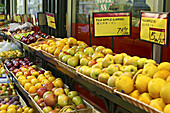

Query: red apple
[24,71,31,77]
[44,82,54,91]
[13,69,21,75]
[37,88,47,98]
[44,94,57,106]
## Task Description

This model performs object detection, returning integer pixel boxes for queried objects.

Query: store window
[17,0,24,14]
[27,0,42,14]
[72,0,164,27]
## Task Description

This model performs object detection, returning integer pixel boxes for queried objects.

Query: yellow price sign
[0,14,5,20]
[93,12,131,37]
[14,14,18,22]
[140,11,169,46]
[46,13,56,29]
[17,15,21,23]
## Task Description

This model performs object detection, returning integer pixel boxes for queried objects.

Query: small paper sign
[93,12,132,37]
[46,13,56,29]
[140,11,169,46]
[0,14,5,20]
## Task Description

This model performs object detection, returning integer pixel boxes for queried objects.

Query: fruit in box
[129,90,140,100]
[44,82,54,91]
[148,78,166,99]
[90,68,102,79]
[67,56,79,67]
[84,47,94,56]
[123,56,138,67]
[153,70,170,80]
[92,52,104,60]
[68,91,78,99]
[107,75,118,87]
[135,74,151,93]
[150,98,166,111]
[106,64,119,75]
[92,62,102,69]
[142,63,159,78]
[80,57,91,66]
[102,56,114,68]
[98,73,110,84]
[144,59,157,65]
[124,65,137,75]
[54,88,64,97]
[164,104,170,113]
[158,62,170,71]
[86,68,93,77]
[58,94,70,107]
[44,94,57,106]
[115,76,134,94]
[72,96,83,106]
[139,93,152,105]
[62,55,72,63]
[95,46,105,52]
[43,106,53,113]
[137,58,147,68]
[113,54,124,64]
[160,82,170,104]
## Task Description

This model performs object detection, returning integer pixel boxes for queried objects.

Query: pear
[72,96,84,106]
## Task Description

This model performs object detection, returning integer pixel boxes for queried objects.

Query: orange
[21,79,30,86]
[29,86,37,93]
[27,76,36,82]
[48,76,56,82]
[24,83,33,91]
[31,79,39,85]
[35,83,43,89]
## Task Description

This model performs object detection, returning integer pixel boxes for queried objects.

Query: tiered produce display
[0,50,23,58]
[26,36,170,113]
[3,57,92,113]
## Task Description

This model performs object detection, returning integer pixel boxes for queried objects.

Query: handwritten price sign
[140,11,169,46]
[93,12,131,37]
[46,13,56,29]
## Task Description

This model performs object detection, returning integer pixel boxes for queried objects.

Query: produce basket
[54,58,77,75]
[0,50,25,60]
[114,90,163,113]
[76,71,114,93]
[40,50,57,59]
[29,94,93,113]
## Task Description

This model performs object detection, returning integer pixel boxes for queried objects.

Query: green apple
[107,75,118,87]
[142,63,159,78]
[120,72,133,78]
[92,62,103,69]
[112,71,123,77]
[90,68,102,79]
[137,58,147,68]
[123,56,138,67]
[92,52,104,60]
[107,64,119,75]
[95,46,105,52]
[144,59,157,66]
[102,48,113,55]
[124,65,137,75]
[98,73,110,84]
[64,88,70,95]
[114,54,124,64]
[80,57,91,66]
[67,48,75,56]
[67,56,79,67]
[81,66,89,75]
[68,91,78,99]
[43,106,53,113]
[102,56,114,68]
[72,96,84,106]
[79,53,88,60]
[74,51,84,59]
[84,47,94,56]
[58,94,69,107]
[86,68,93,77]
[59,51,69,61]
[62,55,72,63]
[96,58,104,63]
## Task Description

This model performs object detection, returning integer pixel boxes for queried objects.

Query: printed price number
[117,27,128,35]
[149,28,165,45]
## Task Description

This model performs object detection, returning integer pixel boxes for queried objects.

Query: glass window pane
[27,0,42,15]
[17,0,24,14]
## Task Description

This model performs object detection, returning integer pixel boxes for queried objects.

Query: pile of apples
[0,104,34,113]
[0,50,23,58]
[12,29,52,45]
[0,83,16,95]
[114,62,170,113]
[34,79,85,113]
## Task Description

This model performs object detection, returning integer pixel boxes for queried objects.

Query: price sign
[0,14,5,20]
[7,14,10,20]
[17,14,21,23]
[93,12,132,37]
[14,14,18,22]
[140,11,169,46]
[46,13,56,29]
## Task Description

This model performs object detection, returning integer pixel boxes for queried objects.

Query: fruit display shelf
[5,33,150,113]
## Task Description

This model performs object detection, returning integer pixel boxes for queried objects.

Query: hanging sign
[139,11,169,46]
[46,13,56,29]
[95,0,114,12]
[0,4,5,12]
[17,14,21,23]
[93,12,132,37]
[0,14,5,20]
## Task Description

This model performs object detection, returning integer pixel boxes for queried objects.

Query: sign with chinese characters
[140,11,169,46]
[46,13,56,29]
[93,12,132,37]
[95,0,114,12]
